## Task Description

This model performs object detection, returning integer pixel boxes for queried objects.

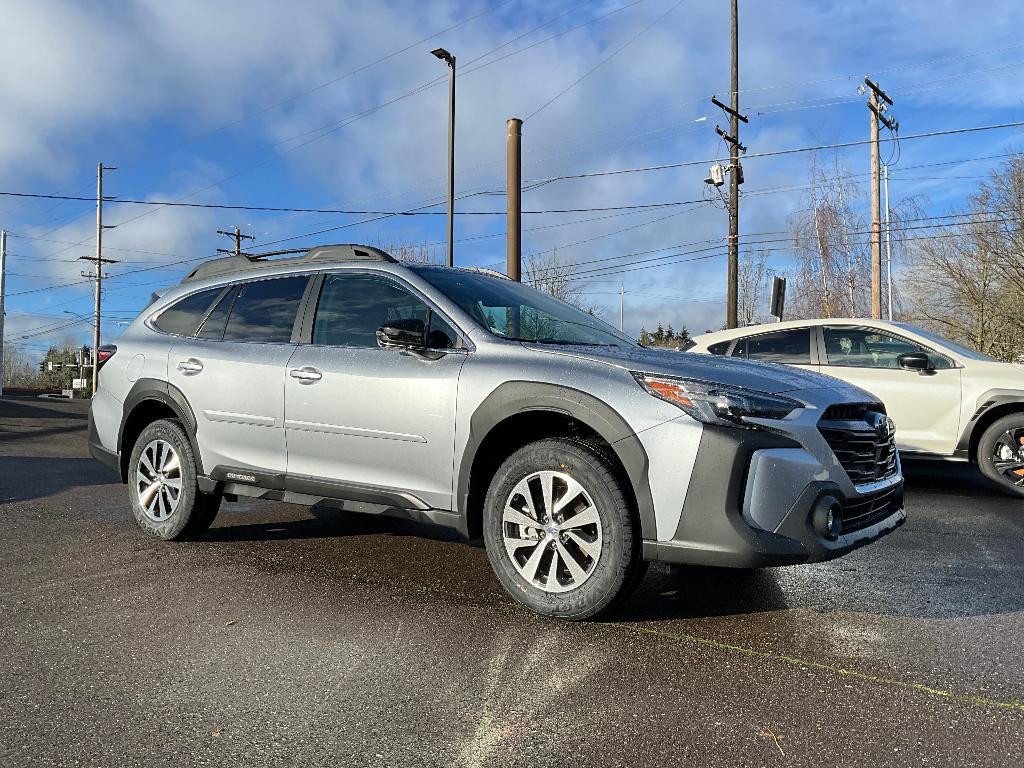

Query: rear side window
[153,288,222,336]
[222,276,309,343]
[312,273,457,349]
[197,286,238,340]
[731,328,811,364]
[707,341,731,355]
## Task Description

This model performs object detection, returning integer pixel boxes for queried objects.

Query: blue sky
[3,0,1024,356]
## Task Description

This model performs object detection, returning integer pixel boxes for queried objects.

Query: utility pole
[863,77,896,320]
[0,230,6,397]
[619,284,625,332]
[217,227,255,258]
[78,163,117,397]
[506,118,522,282]
[431,48,457,268]
[709,0,746,329]
[883,163,894,320]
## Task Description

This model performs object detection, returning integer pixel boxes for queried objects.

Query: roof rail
[180,244,396,283]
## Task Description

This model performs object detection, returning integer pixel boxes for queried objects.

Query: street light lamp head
[431,47,454,65]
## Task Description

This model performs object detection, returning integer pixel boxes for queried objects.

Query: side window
[730,329,811,364]
[312,273,457,350]
[707,340,731,356]
[222,276,309,343]
[823,326,953,369]
[152,288,223,337]
[197,286,238,340]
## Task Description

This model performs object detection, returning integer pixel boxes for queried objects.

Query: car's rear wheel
[977,413,1024,498]
[482,438,645,620]
[128,419,220,539]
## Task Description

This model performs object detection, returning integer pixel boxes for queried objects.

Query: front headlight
[632,372,801,428]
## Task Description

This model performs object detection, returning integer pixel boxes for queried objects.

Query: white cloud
[4,0,1024,346]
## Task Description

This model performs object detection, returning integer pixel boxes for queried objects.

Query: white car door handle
[176,358,204,375]
[289,366,322,384]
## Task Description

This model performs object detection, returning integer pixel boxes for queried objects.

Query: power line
[7,2,620,267]
[524,0,685,122]
[522,120,1024,184]
[730,41,1024,99]
[0,190,713,216]
[184,0,519,145]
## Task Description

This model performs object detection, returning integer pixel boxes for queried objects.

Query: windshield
[894,323,997,362]
[410,267,635,347]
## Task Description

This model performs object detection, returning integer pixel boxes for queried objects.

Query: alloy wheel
[991,427,1024,487]
[502,470,604,593]
[136,439,183,522]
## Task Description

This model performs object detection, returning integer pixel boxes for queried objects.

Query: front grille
[842,484,903,532]
[818,402,898,485]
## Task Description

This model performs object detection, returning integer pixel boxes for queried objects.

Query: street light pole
[432,47,456,267]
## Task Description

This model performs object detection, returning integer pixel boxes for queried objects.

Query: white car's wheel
[978,413,1024,498]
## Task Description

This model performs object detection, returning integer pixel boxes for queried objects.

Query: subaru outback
[88,245,905,619]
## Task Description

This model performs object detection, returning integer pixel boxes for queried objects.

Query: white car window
[823,326,954,369]
[730,328,812,364]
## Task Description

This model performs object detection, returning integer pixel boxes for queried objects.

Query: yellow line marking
[606,623,1024,714]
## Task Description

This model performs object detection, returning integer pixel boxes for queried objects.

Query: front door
[168,274,310,478]
[284,272,467,510]
[818,325,963,455]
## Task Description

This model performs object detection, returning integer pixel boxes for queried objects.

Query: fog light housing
[812,495,843,541]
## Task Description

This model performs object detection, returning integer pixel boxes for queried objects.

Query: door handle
[289,366,322,384]
[176,358,204,375]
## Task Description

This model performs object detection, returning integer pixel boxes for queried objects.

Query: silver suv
[88,244,905,619]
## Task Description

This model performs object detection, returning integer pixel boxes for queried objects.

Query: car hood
[964,359,1024,389]
[525,343,869,397]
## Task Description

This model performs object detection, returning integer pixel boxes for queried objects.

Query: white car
[690,319,1024,497]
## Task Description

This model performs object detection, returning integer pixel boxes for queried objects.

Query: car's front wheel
[977,413,1024,498]
[482,438,645,620]
[128,419,221,539]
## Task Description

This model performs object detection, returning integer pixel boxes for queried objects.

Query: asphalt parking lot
[1,396,1022,767]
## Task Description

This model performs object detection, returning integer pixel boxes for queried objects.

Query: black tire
[127,419,221,540]
[977,413,1024,498]
[482,438,644,620]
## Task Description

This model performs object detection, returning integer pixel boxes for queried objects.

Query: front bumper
[642,423,906,568]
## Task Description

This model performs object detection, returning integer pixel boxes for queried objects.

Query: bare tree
[904,153,1024,360]
[738,249,769,325]
[787,155,872,319]
[2,343,38,387]
[524,248,588,309]
[373,240,438,264]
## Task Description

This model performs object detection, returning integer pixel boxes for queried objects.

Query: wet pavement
[1,396,1022,767]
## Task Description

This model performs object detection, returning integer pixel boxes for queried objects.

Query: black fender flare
[955,388,1024,457]
[119,378,204,479]
[457,381,656,538]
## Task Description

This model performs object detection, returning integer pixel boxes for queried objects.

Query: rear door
[817,325,962,455]
[167,274,312,479]
[728,326,818,372]
[284,271,467,510]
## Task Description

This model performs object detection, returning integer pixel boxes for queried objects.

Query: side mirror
[897,352,933,372]
[376,318,426,349]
